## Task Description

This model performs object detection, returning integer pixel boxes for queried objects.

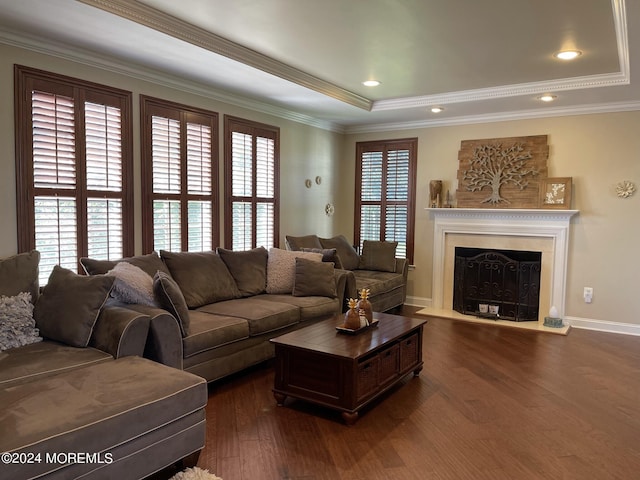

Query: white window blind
[356,139,417,263]
[25,84,130,284]
[226,118,279,251]
[143,97,217,253]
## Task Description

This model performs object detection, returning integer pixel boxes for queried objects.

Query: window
[15,66,133,284]
[140,96,218,253]
[224,116,279,250]
[355,138,417,263]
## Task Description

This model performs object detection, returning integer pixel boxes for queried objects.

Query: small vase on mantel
[357,288,373,326]
[344,298,361,330]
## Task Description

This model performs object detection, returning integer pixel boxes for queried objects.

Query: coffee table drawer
[399,332,420,372]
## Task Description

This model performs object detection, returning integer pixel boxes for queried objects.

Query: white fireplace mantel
[426,208,579,329]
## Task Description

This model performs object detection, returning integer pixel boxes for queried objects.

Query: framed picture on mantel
[539,177,572,209]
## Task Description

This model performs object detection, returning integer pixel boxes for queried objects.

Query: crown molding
[345,100,640,134]
[77,0,372,112]
[0,27,345,133]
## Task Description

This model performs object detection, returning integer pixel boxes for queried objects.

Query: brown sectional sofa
[0,251,208,479]
[285,234,409,312]
[81,247,349,383]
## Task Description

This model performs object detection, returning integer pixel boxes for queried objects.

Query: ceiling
[0,0,638,132]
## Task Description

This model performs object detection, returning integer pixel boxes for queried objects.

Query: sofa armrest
[90,305,150,359]
[123,304,184,370]
[395,258,409,303]
[335,268,357,311]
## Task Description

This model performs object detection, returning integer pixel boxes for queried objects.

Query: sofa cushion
[0,341,112,388]
[319,235,361,270]
[197,297,300,336]
[107,262,157,306]
[80,252,170,278]
[285,234,322,251]
[0,250,40,304]
[0,356,207,480]
[0,292,41,352]
[266,248,323,294]
[218,246,268,297]
[301,247,343,269]
[293,257,337,298]
[351,269,406,297]
[153,271,191,337]
[182,311,250,358]
[359,240,398,272]
[258,294,340,321]
[161,250,241,308]
[34,266,114,348]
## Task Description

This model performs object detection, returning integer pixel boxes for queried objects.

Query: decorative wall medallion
[315,176,322,185]
[305,179,312,188]
[325,203,335,216]
[616,180,636,198]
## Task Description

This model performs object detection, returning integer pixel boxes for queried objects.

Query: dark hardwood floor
[161,307,640,480]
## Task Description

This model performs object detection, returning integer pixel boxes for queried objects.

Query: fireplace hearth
[453,247,541,321]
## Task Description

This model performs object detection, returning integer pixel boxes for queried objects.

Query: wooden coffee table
[270,312,427,424]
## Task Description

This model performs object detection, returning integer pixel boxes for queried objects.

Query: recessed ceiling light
[539,94,557,102]
[362,80,380,87]
[431,106,444,113]
[554,50,582,60]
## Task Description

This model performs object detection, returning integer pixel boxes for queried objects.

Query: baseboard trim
[564,316,640,337]
[405,297,640,337]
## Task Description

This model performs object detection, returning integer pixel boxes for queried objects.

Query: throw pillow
[301,247,343,269]
[106,262,157,306]
[285,234,322,251]
[80,252,170,277]
[217,247,268,297]
[160,250,241,308]
[360,240,398,272]
[0,292,42,351]
[293,258,337,298]
[153,271,191,337]
[34,266,114,348]
[319,235,361,270]
[0,250,40,304]
[266,248,323,294]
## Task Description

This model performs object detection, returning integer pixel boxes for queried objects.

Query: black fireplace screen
[453,247,541,321]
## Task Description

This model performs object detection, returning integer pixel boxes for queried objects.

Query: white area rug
[169,467,223,480]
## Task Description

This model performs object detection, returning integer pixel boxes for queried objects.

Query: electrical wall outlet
[584,287,593,303]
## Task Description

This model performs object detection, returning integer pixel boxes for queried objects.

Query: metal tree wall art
[463,143,538,204]
[456,135,549,208]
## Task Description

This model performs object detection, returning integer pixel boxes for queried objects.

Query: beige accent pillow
[106,262,157,306]
[319,235,360,270]
[266,248,323,294]
[293,258,337,298]
[359,240,398,272]
[160,250,241,308]
[153,271,191,337]
[34,266,114,348]
[0,250,40,305]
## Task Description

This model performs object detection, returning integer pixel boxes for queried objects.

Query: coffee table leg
[274,392,287,406]
[341,411,359,425]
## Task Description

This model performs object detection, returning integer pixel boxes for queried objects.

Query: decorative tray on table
[336,318,379,334]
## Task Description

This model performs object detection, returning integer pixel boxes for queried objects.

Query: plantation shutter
[141,96,218,253]
[355,138,417,263]
[225,116,279,251]
[17,67,133,285]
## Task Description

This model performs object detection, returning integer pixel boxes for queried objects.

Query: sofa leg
[177,450,201,469]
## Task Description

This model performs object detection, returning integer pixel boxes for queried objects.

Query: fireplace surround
[423,208,578,333]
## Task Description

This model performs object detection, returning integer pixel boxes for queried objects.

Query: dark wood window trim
[140,95,219,253]
[355,137,417,264]
[224,115,280,250]
[14,65,133,278]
